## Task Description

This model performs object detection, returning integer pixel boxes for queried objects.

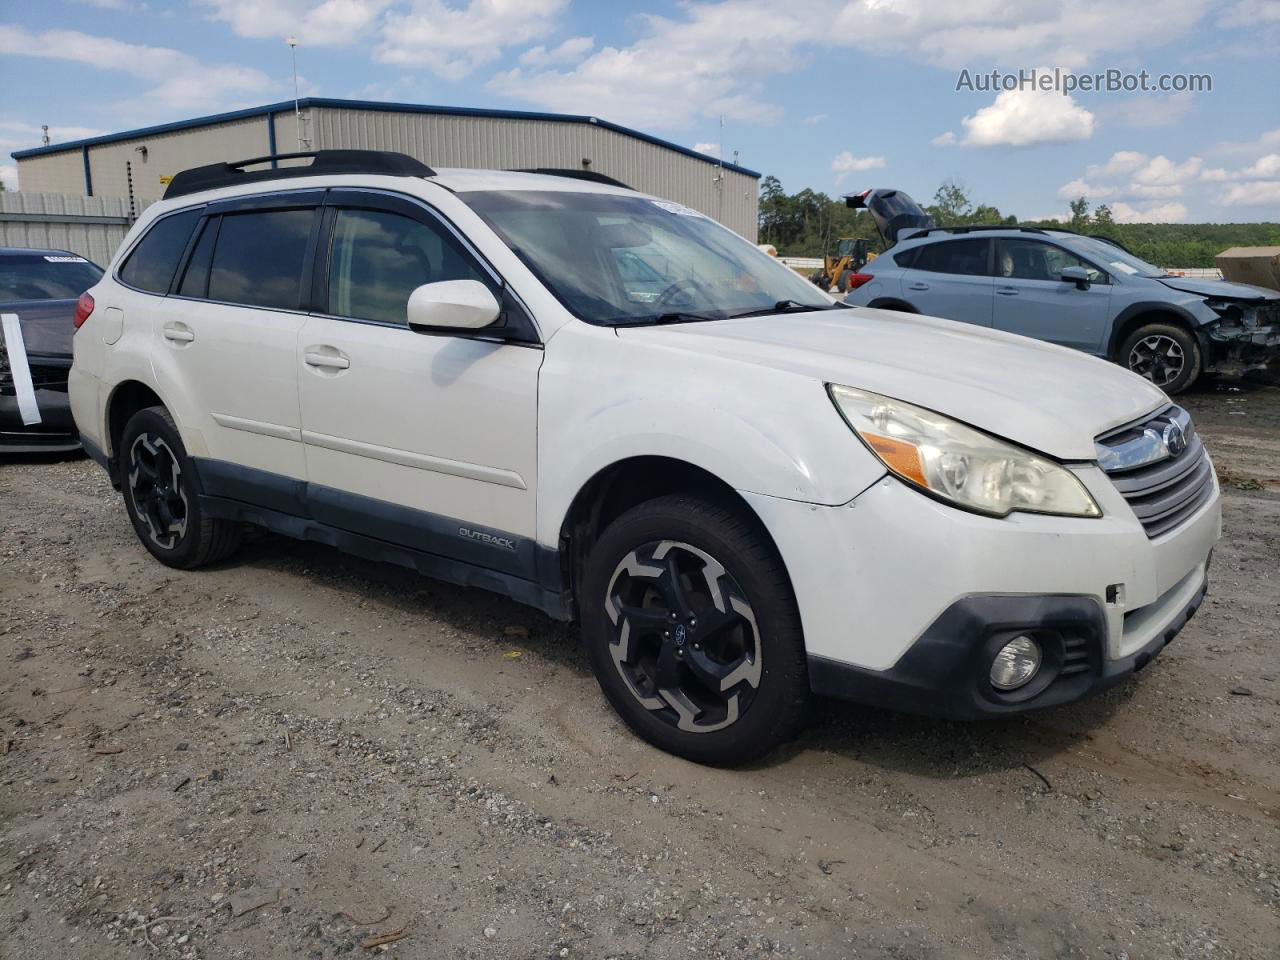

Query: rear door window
[208,209,314,310]
[119,210,201,294]
[910,238,991,276]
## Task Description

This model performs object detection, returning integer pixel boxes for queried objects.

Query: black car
[1,247,104,452]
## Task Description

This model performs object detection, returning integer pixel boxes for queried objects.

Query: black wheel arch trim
[1107,302,1206,360]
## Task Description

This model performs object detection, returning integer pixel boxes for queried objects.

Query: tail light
[73,292,95,330]
[846,273,874,290]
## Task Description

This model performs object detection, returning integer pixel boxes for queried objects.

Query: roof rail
[907,224,1051,239]
[163,150,436,200]
[512,168,631,189]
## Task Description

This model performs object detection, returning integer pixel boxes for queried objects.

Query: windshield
[460,190,835,325]
[0,254,103,301]
[1062,236,1166,279]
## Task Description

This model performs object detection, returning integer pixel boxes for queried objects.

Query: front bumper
[809,575,1206,718]
[741,462,1220,718]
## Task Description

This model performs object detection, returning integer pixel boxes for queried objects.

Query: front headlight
[828,384,1101,518]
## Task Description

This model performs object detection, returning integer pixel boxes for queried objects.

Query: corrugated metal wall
[310,106,758,238]
[14,105,759,239]
[0,192,132,266]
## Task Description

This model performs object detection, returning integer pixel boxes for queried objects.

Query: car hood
[1157,276,1278,302]
[0,298,75,357]
[618,308,1168,461]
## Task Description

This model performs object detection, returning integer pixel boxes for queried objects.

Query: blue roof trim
[11,97,761,179]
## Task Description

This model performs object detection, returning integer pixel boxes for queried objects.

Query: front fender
[535,324,885,547]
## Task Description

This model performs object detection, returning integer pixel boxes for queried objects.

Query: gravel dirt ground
[2,380,1278,960]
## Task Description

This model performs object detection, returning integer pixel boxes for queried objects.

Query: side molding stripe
[300,429,528,490]
[211,413,303,442]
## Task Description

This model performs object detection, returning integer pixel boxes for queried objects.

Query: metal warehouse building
[11,98,761,239]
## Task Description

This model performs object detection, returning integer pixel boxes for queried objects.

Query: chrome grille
[1096,405,1214,539]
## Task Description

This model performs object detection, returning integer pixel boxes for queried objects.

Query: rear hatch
[844,188,936,246]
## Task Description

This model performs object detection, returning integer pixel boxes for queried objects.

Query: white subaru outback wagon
[70,151,1221,765]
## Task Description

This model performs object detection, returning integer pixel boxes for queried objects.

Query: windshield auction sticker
[651,199,706,218]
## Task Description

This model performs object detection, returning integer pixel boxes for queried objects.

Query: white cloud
[930,130,957,146]
[1085,151,1148,179]
[1242,154,1280,179]
[942,86,1095,147]
[801,113,828,126]
[692,142,720,157]
[489,1,1214,133]
[1219,181,1280,206]
[0,26,271,114]
[1131,154,1202,186]
[1211,127,1280,158]
[199,0,389,45]
[1109,201,1188,223]
[519,35,593,67]
[378,0,567,80]
[831,151,885,184]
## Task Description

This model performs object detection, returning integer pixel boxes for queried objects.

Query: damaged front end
[1201,296,1280,377]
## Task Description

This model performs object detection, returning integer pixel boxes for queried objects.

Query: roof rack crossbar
[162,149,435,200]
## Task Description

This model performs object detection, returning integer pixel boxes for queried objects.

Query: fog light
[990,636,1041,690]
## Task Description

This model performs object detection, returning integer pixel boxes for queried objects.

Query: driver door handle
[907,282,929,291]
[162,322,195,343]
[996,286,1019,296]
[304,350,350,370]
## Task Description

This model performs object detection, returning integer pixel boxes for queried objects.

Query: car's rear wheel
[580,495,808,766]
[1120,322,1201,394]
[119,406,241,569]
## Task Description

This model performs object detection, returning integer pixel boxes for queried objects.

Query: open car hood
[844,188,936,246]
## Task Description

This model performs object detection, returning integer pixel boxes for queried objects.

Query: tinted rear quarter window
[209,209,314,310]
[0,255,103,300]
[910,238,990,276]
[119,210,201,293]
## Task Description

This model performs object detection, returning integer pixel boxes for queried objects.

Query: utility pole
[286,37,307,152]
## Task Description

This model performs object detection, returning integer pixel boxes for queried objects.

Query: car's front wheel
[580,495,808,766]
[1120,322,1201,394]
[119,405,241,569]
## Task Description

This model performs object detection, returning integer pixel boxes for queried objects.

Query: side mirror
[407,280,501,332]
[1060,265,1091,290]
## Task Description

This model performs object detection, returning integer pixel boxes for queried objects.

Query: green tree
[1068,196,1090,232]
[928,178,973,224]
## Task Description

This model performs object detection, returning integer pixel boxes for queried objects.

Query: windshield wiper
[614,311,724,326]
[728,299,840,320]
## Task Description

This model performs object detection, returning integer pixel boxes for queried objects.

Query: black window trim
[310,187,541,346]
[995,236,1112,285]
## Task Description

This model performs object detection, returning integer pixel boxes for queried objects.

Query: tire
[1119,322,1201,394]
[118,405,241,569]
[580,494,808,766]
[836,270,851,294]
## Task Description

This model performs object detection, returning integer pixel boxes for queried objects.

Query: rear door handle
[996,286,1019,296]
[304,350,350,370]
[907,282,929,291]
[162,322,195,343]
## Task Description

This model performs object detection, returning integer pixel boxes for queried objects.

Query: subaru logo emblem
[1163,421,1187,457]
[673,624,688,647]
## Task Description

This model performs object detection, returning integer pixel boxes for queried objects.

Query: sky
[1,0,1279,223]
